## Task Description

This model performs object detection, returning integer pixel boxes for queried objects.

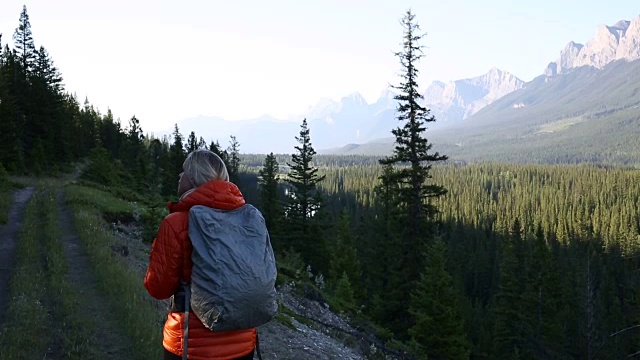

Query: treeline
[301,163,640,358]
[0,6,243,200]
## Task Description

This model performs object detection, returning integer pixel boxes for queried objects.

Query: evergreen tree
[526,224,564,357]
[0,45,20,170]
[186,131,198,153]
[334,271,356,313]
[12,5,37,160]
[329,211,363,301]
[408,238,470,360]
[227,135,241,184]
[492,219,527,358]
[285,118,326,268]
[125,115,148,189]
[209,140,229,164]
[258,152,282,239]
[377,8,448,333]
[162,124,186,196]
[197,136,207,150]
[366,163,402,324]
[13,5,36,78]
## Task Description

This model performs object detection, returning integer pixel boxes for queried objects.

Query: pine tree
[162,124,186,196]
[329,211,363,301]
[13,5,36,78]
[209,140,229,164]
[125,115,148,189]
[227,135,241,184]
[366,163,402,325]
[408,238,470,360]
[492,219,527,358]
[285,118,326,268]
[34,46,69,163]
[377,8,448,334]
[0,45,20,170]
[12,6,37,160]
[197,136,207,150]
[258,152,282,240]
[526,224,564,357]
[186,131,198,153]
[334,271,356,313]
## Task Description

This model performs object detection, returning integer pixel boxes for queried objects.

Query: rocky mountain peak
[422,68,524,123]
[545,14,640,76]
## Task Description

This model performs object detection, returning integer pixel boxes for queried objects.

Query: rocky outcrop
[423,68,524,122]
[545,15,640,76]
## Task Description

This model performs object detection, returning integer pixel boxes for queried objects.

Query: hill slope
[327,59,640,165]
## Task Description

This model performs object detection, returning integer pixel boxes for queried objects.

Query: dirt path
[54,189,133,358]
[0,187,34,327]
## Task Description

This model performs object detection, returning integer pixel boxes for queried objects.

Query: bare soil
[53,189,133,358]
[0,187,34,327]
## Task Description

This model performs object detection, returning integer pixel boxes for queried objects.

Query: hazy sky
[0,0,638,133]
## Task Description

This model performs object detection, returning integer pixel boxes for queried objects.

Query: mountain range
[169,14,640,161]
[172,67,526,154]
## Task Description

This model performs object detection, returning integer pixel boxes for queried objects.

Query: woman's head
[178,149,229,195]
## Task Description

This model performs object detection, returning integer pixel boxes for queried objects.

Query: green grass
[0,187,51,359]
[40,188,99,359]
[65,184,164,360]
[65,183,147,221]
[537,116,586,133]
[0,186,104,359]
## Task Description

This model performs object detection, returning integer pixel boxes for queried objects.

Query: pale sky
[0,0,638,133]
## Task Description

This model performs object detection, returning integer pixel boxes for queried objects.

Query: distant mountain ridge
[170,67,522,153]
[422,67,524,123]
[545,15,640,76]
[325,13,640,165]
[170,13,640,157]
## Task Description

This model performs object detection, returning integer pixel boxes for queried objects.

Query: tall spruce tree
[227,135,241,184]
[125,115,148,189]
[409,238,470,360]
[0,45,20,170]
[209,140,229,166]
[13,5,36,78]
[258,152,282,240]
[13,5,37,159]
[492,219,527,358]
[377,8,448,333]
[162,124,186,196]
[329,211,363,302]
[285,118,326,268]
[186,131,198,153]
[197,136,207,150]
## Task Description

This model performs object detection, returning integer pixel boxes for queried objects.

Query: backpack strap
[256,330,263,360]
[182,281,190,360]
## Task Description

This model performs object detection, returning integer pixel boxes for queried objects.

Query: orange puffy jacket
[144,180,256,360]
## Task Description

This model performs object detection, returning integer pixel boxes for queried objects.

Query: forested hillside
[2,6,640,360]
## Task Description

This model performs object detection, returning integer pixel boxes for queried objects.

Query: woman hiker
[144,149,256,360]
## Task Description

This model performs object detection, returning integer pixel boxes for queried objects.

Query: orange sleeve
[144,217,183,299]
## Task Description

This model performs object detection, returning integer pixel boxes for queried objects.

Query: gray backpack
[181,204,277,359]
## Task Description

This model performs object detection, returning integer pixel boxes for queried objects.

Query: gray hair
[183,149,229,186]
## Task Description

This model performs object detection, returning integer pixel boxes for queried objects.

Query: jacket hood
[167,180,245,213]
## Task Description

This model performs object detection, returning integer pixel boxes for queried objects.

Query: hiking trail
[52,188,133,358]
[0,187,35,327]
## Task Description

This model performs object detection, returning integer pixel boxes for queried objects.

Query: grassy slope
[65,184,164,360]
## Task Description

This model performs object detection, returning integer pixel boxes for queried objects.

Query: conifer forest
[1,5,640,360]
